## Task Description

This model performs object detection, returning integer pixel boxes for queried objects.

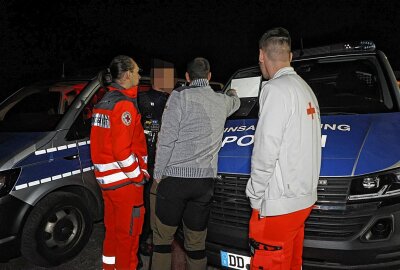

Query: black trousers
[151,176,214,270]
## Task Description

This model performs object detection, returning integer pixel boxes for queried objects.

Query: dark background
[1,0,399,100]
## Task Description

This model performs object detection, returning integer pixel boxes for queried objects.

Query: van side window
[66,87,107,141]
[0,91,61,132]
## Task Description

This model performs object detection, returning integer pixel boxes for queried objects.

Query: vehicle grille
[210,174,375,240]
[210,174,252,228]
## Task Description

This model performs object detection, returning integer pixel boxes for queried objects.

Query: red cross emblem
[307,102,316,119]
[121,111,132,126]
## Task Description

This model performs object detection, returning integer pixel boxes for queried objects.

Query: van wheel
[21,191,93,267]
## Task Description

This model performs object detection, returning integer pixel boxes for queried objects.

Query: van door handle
[64,154,79,160]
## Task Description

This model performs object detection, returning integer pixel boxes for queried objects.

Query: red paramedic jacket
[90,83,148,198]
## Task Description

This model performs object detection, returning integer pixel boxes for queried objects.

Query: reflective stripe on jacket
[90,83,148,194]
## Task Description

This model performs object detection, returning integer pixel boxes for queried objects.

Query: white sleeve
[245,84,291,209]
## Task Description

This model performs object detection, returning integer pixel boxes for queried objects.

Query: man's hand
[226,88,238,97]
[154,178,161,184]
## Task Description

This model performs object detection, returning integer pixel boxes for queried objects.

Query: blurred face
[152,68,175,93]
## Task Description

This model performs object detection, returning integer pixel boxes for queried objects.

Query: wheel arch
[14,183,103,243]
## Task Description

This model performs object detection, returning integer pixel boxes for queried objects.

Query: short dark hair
[186,57,210,80]
[259,28,291,61]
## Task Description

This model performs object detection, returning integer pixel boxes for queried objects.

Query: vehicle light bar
[293,40,376,58]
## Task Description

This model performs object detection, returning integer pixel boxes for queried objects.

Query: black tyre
[21,191,93,267]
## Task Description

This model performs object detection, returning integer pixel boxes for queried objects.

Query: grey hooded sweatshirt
[153,79,240,180]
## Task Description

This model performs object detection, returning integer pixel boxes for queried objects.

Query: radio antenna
[61,62,65,78]
[300,38,304,56]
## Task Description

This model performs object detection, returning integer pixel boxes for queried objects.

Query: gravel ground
[0,222,220,270]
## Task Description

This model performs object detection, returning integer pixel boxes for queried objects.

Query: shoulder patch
[121,111,132,126]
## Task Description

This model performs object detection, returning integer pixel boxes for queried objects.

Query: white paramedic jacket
[246,67,322,217]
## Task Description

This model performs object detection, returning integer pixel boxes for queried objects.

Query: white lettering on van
[222,136,238,147]
[321,135,327,148]
[221,135,255,147]
[224,125,256,133]
[237,135,254,146]
[321,124,350,131]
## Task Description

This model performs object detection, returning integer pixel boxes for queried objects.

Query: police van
[0,75,162,266]
[208,41,400,269]
[0,77,107,266]
[0,73,224,267]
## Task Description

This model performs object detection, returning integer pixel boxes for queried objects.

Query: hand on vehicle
[226,88,238,97]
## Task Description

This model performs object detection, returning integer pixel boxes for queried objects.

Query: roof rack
[293,41,376,58]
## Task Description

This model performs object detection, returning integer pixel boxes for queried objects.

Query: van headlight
[0,168,21,197]
[348,168,400,201]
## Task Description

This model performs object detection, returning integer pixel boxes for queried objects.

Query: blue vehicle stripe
[219,113,400,177]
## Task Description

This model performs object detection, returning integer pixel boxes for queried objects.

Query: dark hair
[186,57,210,80]
[152,58,174,69]
[109,55,135,80]
[259,27,291,51]
[98,55,135,86]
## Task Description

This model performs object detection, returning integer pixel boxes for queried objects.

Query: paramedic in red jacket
[90,55,149,270]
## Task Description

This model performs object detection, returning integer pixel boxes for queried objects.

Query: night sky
[1,0,399,99]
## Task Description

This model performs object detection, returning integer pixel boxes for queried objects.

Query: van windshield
[227,56,394,119]
[0,81,88,132]
[293,56,393,114]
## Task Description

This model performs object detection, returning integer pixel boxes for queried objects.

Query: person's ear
[259,49,264,64]
[207,72,212,81]
[289,52,293,62]
[122,70,130,81]
[185,72,190,83]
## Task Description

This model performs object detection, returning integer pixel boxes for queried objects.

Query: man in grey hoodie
[151,57,240,270]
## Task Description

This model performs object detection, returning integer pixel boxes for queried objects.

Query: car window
[66,86,107,141]
[0,81,89,132]
[226,68,262,119]
[0,91,61,132]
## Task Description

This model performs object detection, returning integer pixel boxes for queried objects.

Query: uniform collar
[189,78,210,87]
[272,66,296,80]
[109,83,138,98]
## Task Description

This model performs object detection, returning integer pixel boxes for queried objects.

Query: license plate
[220,250,251,270]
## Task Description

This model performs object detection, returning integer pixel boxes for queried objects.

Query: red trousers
[249,206,312,270]
[102,184,145,270]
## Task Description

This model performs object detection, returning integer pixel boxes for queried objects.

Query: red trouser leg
[102,192,116,270]
[102,184,145,270]
[249,206,312,270]
[291,222,305,270]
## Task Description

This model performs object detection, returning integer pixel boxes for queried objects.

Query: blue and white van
[0,78,105,266]
[0,70,225,267]
[207,41,400,269]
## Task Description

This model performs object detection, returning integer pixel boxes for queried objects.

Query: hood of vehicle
[0,132,51,170]
[218,113,400,177]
